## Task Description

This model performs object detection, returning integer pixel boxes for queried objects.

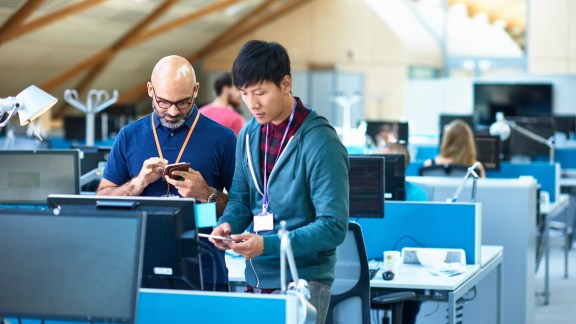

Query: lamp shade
[489,111,511,141]
[16,85,57,125]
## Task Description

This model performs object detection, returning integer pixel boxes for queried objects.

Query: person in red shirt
[200,72,245,136]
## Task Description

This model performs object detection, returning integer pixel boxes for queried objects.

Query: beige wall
[528,0,576,74]
[202,0,441,120]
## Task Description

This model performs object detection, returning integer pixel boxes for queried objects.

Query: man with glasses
[97,55,236,291]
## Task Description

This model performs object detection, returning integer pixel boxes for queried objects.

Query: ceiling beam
[123,0,243,48]
[0,0,107,44]
[0,0,44,45]
[196,0,310,60]
[119,0,312,104]
[191,0,276,60]
[52,0,181,118]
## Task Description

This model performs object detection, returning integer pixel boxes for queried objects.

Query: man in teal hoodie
[210,40,349,323]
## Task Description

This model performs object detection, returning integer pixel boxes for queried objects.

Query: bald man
[98,55,237,291]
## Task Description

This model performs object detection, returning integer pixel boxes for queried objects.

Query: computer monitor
[365,120,409,146]
[0,150,80,205]
[72,145,111,175]
[348,156,385,218]
[0,208,144,323]
[356,154,406,201]
[439,114,475,135]
[474,134,501,171]
[46,194,202,291]
[553,115,576,139]
[64,115,104,141]
[473,83,553,126]
[508,116,556,159]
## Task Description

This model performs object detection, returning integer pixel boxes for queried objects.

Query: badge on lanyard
[254,210,274,232]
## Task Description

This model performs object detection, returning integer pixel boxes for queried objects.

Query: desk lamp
[489,111,555,163]
[279,221,317,324]
[0,85,57,128]
[450,162,480,203]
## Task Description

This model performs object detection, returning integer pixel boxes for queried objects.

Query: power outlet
[401,247,466,265]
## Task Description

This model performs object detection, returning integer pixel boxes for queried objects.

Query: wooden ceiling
[0,0,526,119]
[0,0,310,118]
[449,0,526,32]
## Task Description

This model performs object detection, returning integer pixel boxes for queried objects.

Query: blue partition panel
[355,201,480,264]
[414,144,438,161]
[555,147,576,169]
[407,160,425,176]
[136,290,296,324]
[485,162,559,202]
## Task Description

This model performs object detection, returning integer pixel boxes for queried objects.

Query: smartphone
[198,233,240,243]
[163,162,190,181]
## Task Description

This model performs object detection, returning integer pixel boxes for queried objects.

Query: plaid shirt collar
[260,97,310,182]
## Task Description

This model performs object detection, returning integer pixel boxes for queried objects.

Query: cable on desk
[197,239,217,292]
[392,235,425,251]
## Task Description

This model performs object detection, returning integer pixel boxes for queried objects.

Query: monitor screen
[357,154,406,201]
[0,150,80,205]
[47,194,202,291]
[439,114,475,136]
[473,83,553,126]
[348,156,385,218]
[72,145,111,175]
[64,115,103,141]
[554,115,575,139]
[508,116,556,159]
[474,134,501,170]
[365,120,409,146]
[0,208,144,323]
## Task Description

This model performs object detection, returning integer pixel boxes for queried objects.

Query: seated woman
[424,119,486,178]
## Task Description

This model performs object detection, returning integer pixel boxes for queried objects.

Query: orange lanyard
[151,111,200,195]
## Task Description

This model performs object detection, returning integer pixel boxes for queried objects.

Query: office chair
[327,222,370,324]
[418,164,469,177]
[327,223,416,324]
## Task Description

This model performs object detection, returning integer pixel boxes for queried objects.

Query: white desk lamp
[489,111,555,164]
[449,162,481,203]
[0,85,57,129]
[278,220,317,324]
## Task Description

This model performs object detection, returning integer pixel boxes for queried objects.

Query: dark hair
[232,40,291,89]
[213,72,233,96]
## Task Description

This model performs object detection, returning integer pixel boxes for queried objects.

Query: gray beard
[152,101,193,129]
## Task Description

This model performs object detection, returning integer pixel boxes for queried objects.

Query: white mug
[383,250,402,273]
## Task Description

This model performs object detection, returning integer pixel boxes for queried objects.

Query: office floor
[534,230,576,323]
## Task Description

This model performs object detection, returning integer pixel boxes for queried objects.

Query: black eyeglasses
[151,85,193,110]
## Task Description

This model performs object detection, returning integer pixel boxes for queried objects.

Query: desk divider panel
[486,162,560,202]
[555,147,576,169]
[355,201,481,265]
[137,289,298,324]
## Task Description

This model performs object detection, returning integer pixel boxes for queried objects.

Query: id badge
[254,212,274,232]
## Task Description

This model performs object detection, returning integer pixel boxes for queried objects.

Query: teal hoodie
[219,107,350,289]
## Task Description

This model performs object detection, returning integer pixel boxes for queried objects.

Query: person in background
[423,119,486,178]
[97,55,236,292]
[209,40,349,324]
[380,143,427,201]
[200,72,245,136]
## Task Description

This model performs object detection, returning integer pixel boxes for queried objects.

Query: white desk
[539,193,570,305]
[226,246,503,324]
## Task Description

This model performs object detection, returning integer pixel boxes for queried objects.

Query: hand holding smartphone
[198,233,241,243]
[163,162,190,181]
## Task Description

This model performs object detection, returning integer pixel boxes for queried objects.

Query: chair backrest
[418,164,469,177]
[326,222,370,324]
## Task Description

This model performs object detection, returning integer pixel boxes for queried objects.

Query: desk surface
[370,245,502,291]
[540,193,570,216]
[226,246,503,292]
